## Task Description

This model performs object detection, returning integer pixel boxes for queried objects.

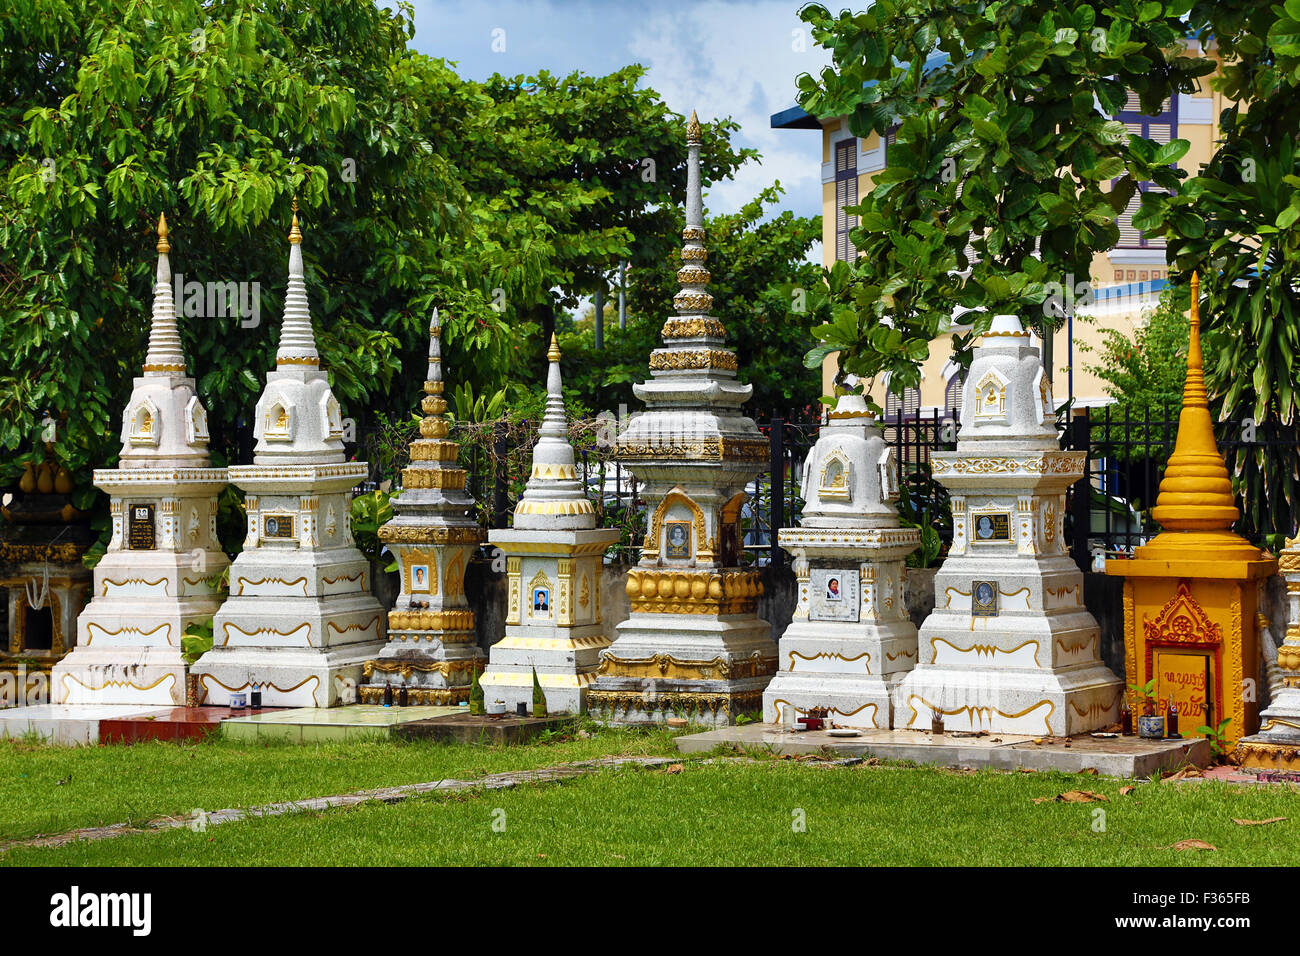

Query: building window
[1115,93,1178,249]
[944,371,966,419]
[834,138,858,262]
[884,385,921,420]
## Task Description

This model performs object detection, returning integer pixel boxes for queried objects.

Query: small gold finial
[686,109,701,144]
[156,213,170,254]
[288,197,302,245]
[547,332,561,363]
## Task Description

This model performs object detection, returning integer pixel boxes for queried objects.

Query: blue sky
[399,0,831,229]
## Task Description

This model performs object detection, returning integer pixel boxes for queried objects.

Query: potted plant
[1130,678,1165,739]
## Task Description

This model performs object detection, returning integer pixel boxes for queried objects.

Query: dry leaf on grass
[1016,767,1038,774]
[664,763,684,774]
[1078,768,1098,775]
[1169,839,1217,851]
[1119,785,1136,796]
[1233,817,1287,826]
[1033,790,1109,804]
[1161,767,1205,783]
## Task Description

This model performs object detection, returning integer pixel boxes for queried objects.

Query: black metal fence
[360,402,1292,573]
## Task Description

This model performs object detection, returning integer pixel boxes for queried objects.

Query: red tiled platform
[99,706,284,745]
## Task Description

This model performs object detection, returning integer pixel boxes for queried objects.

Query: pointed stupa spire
[656,109,729,345]
[276,198,320,368]
[513,331,595,529]
[142,213,186,374]
[1149,271,1240,531]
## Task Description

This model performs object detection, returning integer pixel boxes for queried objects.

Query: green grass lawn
[6,756,1300,866]
[0,722,679,842]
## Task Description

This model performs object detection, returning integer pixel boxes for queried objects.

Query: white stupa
[762,394,920,728]
[481,335,620,713]
[893,315,1122,734]
[54,215,229,705]
[193,203,385,706]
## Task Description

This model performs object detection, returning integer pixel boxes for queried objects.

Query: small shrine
[357,313,485,705]
[480,335,619,713]
[587,111,776,726]
[1108,273,1276,746]
[193,204,384,707]
[53,215,227,705]
[1,449,93,699]
[895,314,1122,735]
[761,393,919,728]
[1237,538,1300,766]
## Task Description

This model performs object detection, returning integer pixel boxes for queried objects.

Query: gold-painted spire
[156,213,170,255]
[686,109,701,145]
[288,197,302,245]
[1149,271,1240,532]
[547,333,561,363]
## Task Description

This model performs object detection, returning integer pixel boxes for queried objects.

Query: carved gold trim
[648,349,736,371]
[326,616,381,636]
[616,438,768,463]
[198,673,320,706]
[379,525,482,545]
[929,636,1041,666]
[661,317,726,339]
[84,621,172,644]
[362,659,481,680]
[787,650,871,672]
[59,672,176,694]
[236,575,309,596]
[596,650,775,681]
[401,467,468,490]
[357,685,472,706]
[100,576,169,596]
[769,698,881,728]
[220,622,312,646]
[902,694,1055,735]
[587,689,764,719]
[625,568,763,615]
[387,608,475,632]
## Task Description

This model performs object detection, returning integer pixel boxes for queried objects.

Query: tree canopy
[0,0,755,502]
[794,0,1212,406]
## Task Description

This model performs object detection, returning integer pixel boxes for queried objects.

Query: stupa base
[893,664,1123,736]
[1235,696,1300,766]
[480,627,610,715]
[52,648,187,706]
[357,642,484,706]
[762,674,896,730]
[192,642,386,708]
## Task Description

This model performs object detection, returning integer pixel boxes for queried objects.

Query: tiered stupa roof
[118,214,211,468]
[512,335,596,529]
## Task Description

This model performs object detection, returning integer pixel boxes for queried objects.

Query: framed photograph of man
[410,564,431,593]
[532,587,551,613]
[665,520,691,558]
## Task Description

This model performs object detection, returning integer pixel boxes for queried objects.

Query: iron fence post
[1070,407,1091,572]
[492,419,508,529]
[770,416,784,568]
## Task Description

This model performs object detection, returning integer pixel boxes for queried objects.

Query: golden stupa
[1107,272,1276,745]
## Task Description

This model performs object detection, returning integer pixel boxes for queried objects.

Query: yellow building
[771,40,1231,414]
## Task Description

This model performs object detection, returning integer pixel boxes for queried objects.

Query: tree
[794,0,1212,410]
[561,184,828,414]
[1138,1,1300,541]
[0,0,755,508]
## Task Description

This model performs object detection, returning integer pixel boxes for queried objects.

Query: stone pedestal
[895,315,1121,735]
[762,395,920,729]
[54,215,227,705]
[358,314,485,706]
[587,112,775,727]
[482,337,618,714]
[193,205,383,706]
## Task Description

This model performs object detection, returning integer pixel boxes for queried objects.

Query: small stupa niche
[193,203,384,706]
[894,313,1122,735]
[480,335,620,713]
[358,313,485,705]
[1109,273,1276,750]
[587,111,776,726]
[761,394,920,728]
[1,446,93,701]
[53,215,227,705]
